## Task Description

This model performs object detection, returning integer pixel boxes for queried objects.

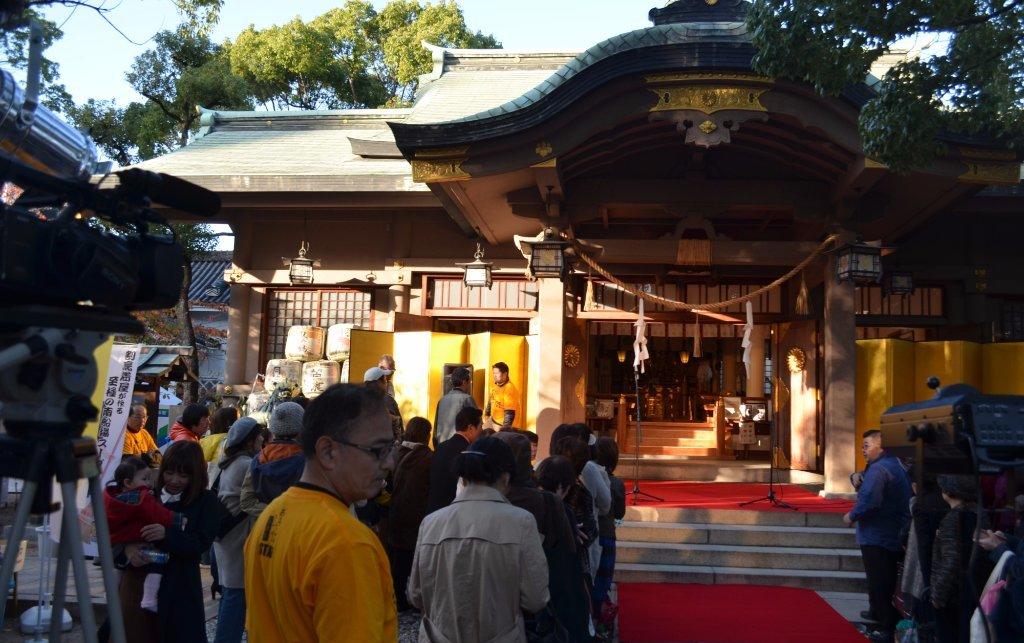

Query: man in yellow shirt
[245,384,398,642]
[122,404,159,464]
[485,362,521,429]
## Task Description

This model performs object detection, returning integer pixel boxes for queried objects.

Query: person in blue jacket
[844,429,912,642]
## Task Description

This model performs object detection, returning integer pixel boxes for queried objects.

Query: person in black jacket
[426,406,482,513]
[387,417,433,611]
[131,440,218,643]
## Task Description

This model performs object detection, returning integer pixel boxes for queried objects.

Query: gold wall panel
[411,159,470,183]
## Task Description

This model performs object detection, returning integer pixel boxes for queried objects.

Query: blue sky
[41,0,655,106]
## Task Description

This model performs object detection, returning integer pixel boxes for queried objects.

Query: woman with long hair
[126,440,219,642]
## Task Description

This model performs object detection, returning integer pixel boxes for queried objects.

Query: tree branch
[29,0,154,45]
[138,90,183,124]
[924,0,1024,31]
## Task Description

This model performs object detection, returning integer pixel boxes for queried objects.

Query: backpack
[211,456,248,540]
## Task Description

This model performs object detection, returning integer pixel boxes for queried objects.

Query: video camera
[880,377,1024,480]
[0,65,219,441]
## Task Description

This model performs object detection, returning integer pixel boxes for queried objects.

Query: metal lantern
[835,242,883,284]
[883,271,914,296]
[457,243,493,289]
[283,241,321,285]
[679,350,691,365]
[515,228,571,280]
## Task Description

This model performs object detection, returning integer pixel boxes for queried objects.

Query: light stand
[738,413,797,511]
[630,368,663,505]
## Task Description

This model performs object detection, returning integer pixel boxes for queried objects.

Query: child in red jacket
[103,456,186,612]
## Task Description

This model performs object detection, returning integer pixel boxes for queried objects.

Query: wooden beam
[830,156,887,206]
[564,179,831,209]
[591,238,824,266]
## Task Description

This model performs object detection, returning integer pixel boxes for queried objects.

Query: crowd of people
[845,429,1024,643]
[104,362,626,642]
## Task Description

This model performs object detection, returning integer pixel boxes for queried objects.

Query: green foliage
[230,0,499,109]
[747,0,1024,171]
[0,8,73,113]
[173,0,224,35]
[171,222,218,260]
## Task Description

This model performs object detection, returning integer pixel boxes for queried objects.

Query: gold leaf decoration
[535,141,553,158]
[649,85,769,114]
[786,347,806,374]
[411,159,470,183]
[563,343,581,368]
[699,120,718,134]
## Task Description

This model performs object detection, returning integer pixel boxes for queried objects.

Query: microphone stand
[739,410,797,511]
[630,367,663,505]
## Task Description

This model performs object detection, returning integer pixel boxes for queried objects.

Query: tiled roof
[190,251,232,305]
[131,109,426,193]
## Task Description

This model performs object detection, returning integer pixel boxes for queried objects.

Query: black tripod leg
[0,478,37,624]
[58,481,99,643]
[50,513,71,641]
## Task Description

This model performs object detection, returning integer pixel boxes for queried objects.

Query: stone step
[623,505,848,528]
[617,541,864,572]
[637,446,720,457]
[614,562,867,593]
[617,520,858,549]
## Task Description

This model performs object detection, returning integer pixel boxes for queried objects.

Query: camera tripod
[0,323,127,643]
[0,432,126,642]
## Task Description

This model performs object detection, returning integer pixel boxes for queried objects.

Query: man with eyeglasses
[244,383,398,642]
[123,403,159,465]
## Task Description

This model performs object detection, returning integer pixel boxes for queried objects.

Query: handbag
[524,605,569,643]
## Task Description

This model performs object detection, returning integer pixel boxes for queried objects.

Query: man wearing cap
[844,429,911,642]
[212,416,264,643]
[485,362,520,430]
[434,367,478,446]
[365,366,404,440]
[239,402,305,517]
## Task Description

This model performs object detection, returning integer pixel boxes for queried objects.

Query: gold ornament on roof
[786,347,806,374]
[705,0,719,4]
[699,120,718,134]
[535,141,553,158]
[650,85,769,114]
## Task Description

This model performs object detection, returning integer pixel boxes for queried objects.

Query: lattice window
[855,286,944,317]
[263,289,372,362]
[999,300,1024,342]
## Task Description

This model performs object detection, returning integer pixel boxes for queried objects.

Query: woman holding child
[115,440,219,642]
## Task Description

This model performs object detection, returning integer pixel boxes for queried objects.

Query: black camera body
[0,206,184,312]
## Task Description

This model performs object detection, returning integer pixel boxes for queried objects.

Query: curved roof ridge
[438,20,750,125]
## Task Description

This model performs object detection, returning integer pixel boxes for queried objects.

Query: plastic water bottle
[139,547,169,565]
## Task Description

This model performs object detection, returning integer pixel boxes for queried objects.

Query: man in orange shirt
[485,362,521,429]
[122,404,159,464]
[245,384,398,642]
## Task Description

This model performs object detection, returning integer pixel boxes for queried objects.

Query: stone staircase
[614,505,867,594]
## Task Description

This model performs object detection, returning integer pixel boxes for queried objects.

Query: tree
[229,0,500,109]
[0,8,73,113]
[127,29,252,148]
[372,0,499,104]
[747,0,1024,171]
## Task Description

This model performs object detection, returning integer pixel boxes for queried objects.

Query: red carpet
[631,481,854,513]
[618,583,865,643]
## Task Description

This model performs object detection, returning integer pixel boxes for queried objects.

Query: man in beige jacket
[408,437,549,643]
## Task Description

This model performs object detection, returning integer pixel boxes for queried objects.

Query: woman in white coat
[409,436,549,643]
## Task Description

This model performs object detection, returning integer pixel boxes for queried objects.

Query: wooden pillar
[823,232,857,494]
[226,284,250,385]
[531,278,566,459]
[226,219,253,386]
